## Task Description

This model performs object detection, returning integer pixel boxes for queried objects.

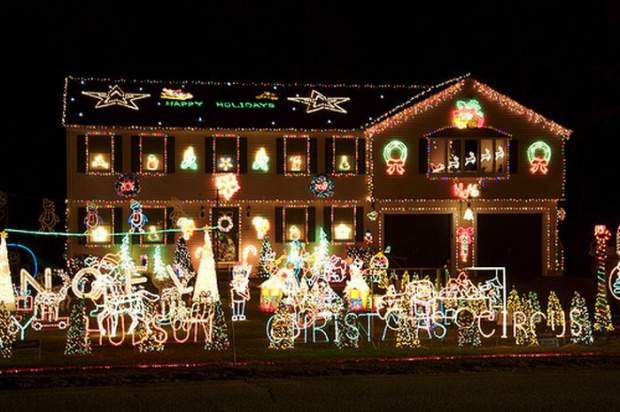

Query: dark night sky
[0,2,617,274]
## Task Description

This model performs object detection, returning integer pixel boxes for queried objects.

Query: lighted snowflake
[215,173,240,200]
[218,156,234,172]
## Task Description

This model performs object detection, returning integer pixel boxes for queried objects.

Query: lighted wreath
[310,174,335,198]
[114,173,141,198]
[217,215,234,233]
[383,140,407,175]
[527,141,551,175]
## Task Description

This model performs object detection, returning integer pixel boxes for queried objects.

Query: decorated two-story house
[62,74,570,278]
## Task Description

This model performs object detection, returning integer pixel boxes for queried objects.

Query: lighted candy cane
[456,227,474,263]
[383,140,407,175]
[527,141,551,175]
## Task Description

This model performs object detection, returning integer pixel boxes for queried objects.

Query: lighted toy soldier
[230,264,251,321]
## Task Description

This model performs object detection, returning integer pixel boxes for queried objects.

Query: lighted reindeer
[33,271,71,324]
[95,274,159,336]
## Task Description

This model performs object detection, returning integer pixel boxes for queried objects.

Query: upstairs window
[140,136,166,173]
[215,136,239,173]
[285,137,310,174]
[428,136,508,177]
[87,135,113,173]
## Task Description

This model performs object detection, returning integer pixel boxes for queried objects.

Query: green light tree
[546,291,565,332]
[64,299,92,355]
[593,226,613,333]
[0,302,17,358]
[570,291,594,345]
[257,236,275,279]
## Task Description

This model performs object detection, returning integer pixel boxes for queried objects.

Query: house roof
[62,74,571,138]
[62,75,468,132]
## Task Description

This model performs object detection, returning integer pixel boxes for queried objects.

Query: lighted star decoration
[82,84,151,111]
[287,90,351,114]
[214,173,240,200]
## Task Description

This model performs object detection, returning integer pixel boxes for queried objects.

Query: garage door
[477,214,542,279]
[384,214,452,268]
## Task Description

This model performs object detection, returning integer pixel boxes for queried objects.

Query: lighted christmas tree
[335,306,359,349]
[457,302,481,347]
[64,299,91,355]
[268,300,295,350]
[205,300,230,351]
[546,291,565,331]
[593,226,613,333]
[528,291,542,313]
[396,292,419,348]
[136,302,165,353]
[522,293,539,346]
[257,236,274,279]
[0,302,17,358]
[507,287,527,345]
[570,291,594,345]
[193,230,219,302]
[0,233,16,311]
[400,270,410,291]
[174,237,195,281]
[311,229,330,282]
[395,314,420,349]
[152,245,167,281]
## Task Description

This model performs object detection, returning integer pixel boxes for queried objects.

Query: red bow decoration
[386,159,405,175]
[529,158,549,174]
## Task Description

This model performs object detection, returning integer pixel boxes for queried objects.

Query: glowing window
[87,135,113,173]
[285,137,309,174]
[332,138,357,174]
[332,207,355,242]
[428,137,508,177]
[284,208,307,242]
[87,208,113,244]
[141,208,166,245]
[140,136,165,173]
[214,136,238,173]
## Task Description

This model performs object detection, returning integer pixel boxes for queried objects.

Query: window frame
[139,207,168,246]
[330,206,356,244]
[283,135,311,176]
[86,207,114,246]
[427,136,510,179]
[139,135,168,175]
[283,207,309,243]
[212,134,241,174]
[330,136,359,176]
[85,133,115,175]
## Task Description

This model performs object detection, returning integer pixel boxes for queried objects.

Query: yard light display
[252,147,270,172]
[593,225,613,332]
[0,234,17,311]
[452,99,485,129]
[214,173,240,200]
[180,146,198,170]
[383,140,407,175]
[38,199,60,232]
[527,141,551,174]
[570,291,594,345]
